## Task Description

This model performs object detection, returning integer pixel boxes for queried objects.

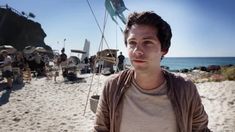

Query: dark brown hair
[124,11,172,52]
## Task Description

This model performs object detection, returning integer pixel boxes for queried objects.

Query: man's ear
[161,49,168,56]
[160,50,168,60]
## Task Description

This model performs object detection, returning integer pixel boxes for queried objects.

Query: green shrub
[221,66,235,81]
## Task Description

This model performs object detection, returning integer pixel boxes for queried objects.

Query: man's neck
[134,69,165,90]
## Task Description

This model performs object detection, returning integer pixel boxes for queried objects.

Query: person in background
[83,57,89,73]
[35,52,45,76]
[59,48,68,78]
[34,52,42,65]
[12,51,25,84]
[0,50,13,89]
[12,51,26,70]
[84,57,89,64]
[53,55,60,82]
[89,55,96,73]
[94,11,211,132]
[117,52,125,71]
[42,54,50,66]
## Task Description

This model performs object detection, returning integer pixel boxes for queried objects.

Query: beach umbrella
[0,45,17,54]
[23,46,36,54]
[35,47,47,53]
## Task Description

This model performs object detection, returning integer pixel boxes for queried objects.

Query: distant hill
[0,5,52,51]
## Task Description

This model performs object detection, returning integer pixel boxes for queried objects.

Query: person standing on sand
[94,11,211,132]
[59,48,68,78]
[117,52,125,71]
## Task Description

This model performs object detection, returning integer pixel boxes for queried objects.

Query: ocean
[125,57,235,70]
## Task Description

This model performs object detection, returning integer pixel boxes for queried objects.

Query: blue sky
[1,0,235,57]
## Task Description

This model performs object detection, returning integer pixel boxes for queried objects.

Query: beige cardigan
[94,69,211,132]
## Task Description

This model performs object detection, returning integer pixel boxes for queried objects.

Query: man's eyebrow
[127,38,136,41]
[143,36,156,40]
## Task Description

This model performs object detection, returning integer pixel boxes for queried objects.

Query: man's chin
[132,65,147,71]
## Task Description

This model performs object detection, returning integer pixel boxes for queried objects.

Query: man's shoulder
[164,70,191,82]
[106,70,132,82]
[103,70,133,98]
[104,70,133,92]
[164,70,196,91]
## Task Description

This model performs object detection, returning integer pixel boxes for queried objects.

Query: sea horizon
[125,57,235,71]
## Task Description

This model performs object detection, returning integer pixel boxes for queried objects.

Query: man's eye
[143,41,154,47]
[143,41,153,44]
[127,42,136,47]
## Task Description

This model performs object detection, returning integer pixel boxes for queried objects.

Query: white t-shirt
[3,55,12,72]
[120,79,177,132]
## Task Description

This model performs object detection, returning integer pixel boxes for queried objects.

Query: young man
[94,11,211,132]
[0,50,13,89]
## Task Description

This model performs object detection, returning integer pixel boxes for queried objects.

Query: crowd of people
[0,48,53,89]
[0,45,127,89]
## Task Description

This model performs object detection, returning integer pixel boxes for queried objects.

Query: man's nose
[133,45,144,56]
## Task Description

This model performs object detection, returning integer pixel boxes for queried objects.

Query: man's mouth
[132,59,146,63]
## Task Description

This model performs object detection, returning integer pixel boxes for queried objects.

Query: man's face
[126,24,166,72]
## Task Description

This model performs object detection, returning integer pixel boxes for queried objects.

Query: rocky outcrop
[0,6,52,51]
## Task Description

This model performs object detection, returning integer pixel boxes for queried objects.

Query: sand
[0,73,235,132]
[197,81,235,132]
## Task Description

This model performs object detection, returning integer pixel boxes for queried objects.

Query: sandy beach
[0,73,235,132]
